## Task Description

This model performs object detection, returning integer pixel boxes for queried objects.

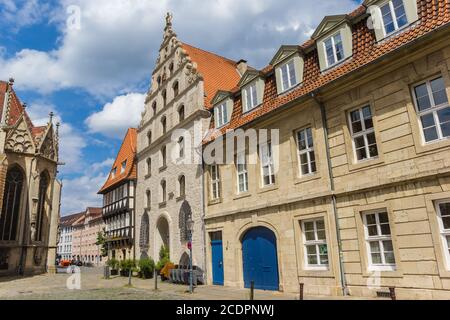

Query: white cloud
[0,0,360,96]
[0,0,51,31]
[60,170,107,215]
[85,92,145,139]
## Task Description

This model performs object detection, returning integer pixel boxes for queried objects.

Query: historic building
[202,0,450,299]
[98,128,137,261]
[0,79,61,275]
[71,207,104,265]
[135,14,243,272]
[57,212,83,261]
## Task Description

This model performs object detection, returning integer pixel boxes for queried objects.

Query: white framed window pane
[281,64,289,91]
[334,34,344,62]
[325,38,335,66]
[288,61,297,87]
[251,84,258,107]
[392,0,407,28]
[414,83,432,111]
[431,77,448,106]
[381,3,395,34]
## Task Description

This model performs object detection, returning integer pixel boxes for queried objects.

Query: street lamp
[187,216,194,294]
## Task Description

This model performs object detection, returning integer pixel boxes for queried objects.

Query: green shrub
[156,246,170,271]
[119,259,136,272]
[138,258,155,278]
[107,258,118,270]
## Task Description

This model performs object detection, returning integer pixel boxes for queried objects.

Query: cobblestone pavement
[0,267,377,300]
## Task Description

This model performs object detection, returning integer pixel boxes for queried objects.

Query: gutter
[311,91,348,297]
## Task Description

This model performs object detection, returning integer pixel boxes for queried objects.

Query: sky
[0,0,362,216]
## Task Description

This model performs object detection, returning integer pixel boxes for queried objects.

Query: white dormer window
[244,83,258,112]
[381,0,408,35]
[369,0,418,42]
[324,32,344,67]
[121,160,127,174]
[280,60,297,92]
[215,102,228,128]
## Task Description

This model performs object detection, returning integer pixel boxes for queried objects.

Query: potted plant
[107,258,119,276]
[120,259,135,277]
[138,258,155,279]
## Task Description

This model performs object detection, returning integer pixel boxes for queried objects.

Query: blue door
[211,233,224,285]
[242,227,279,291]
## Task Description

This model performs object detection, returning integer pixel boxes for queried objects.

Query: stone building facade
[202,0,450,299]
[98,128,137,261]
[135,14,242,271]
[57,212,83,261]
[71,207,105,265]
[0,79,61,276]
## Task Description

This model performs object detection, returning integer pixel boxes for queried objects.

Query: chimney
[236,59,248,76]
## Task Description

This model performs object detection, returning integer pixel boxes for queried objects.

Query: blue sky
[0,0,362,215]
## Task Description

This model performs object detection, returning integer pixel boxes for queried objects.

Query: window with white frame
[210,165,221,200]
[324,32,344,67]
[363,211,396,270]
[215,103,228,128]
[302,219,329,269]
[413,76,450,143]
[380,0,408,36]
[244,83,258,112]
[236,152,248,193]
[348,106,379,162]
[260,142,275,186]
[296,127,317,176]
[280,60,297,92]
[436,200,450,269]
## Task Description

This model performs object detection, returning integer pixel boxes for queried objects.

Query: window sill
[257,184,279,194]
[297,268,334,278]
[414,136,450,155]
[159,202,167,209]
[278,82,302,96]
[144,174,152,180]
[176,195,186,202]
[159,165,167,173]
[293,173,321,185]
[348,157,384,172]
[233,192,251,200]
[208,198,222,206]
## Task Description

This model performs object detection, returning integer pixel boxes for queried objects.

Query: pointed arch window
[161,116,167,135]
[0,166,24,241]
[178,105,185,122]
[36,172,49,241]
[179,175,186,198]
[173,81,179,97]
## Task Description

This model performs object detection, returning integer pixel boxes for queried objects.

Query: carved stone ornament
[5,118,34,154]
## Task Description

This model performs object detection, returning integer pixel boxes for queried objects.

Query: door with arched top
[242,227,279,291]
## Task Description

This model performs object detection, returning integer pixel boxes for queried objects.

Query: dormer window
[368,0,418,42]
[215,102,228,128]
[111,168,117,179]
[324,33,344,67]
[280,60,297,92]
[243,83,258,112]
[380,0,408,35]
[121,160,127,174]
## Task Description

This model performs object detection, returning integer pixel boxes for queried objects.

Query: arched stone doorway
[241,226,279,291]
[155,216,170,257]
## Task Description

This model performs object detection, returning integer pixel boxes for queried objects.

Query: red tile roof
[204,0,450,143]
[0,81,47,143]
[98,128,137,194]
[181,43,241,108]
[60,212,85,227]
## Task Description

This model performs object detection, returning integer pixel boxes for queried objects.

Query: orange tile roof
[181,43,241,108]
[98,128,137,194]
[204,0,450,144]
[0,81,44,142]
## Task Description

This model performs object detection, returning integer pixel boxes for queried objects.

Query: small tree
[156,245,170,271]
[96,230,108,257]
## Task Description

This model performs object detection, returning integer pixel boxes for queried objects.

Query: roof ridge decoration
[1,78,14,127]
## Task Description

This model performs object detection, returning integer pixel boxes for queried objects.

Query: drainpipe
[310,91,348,296]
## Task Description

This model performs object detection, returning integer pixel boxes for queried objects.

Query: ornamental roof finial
[165,12,173,29]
